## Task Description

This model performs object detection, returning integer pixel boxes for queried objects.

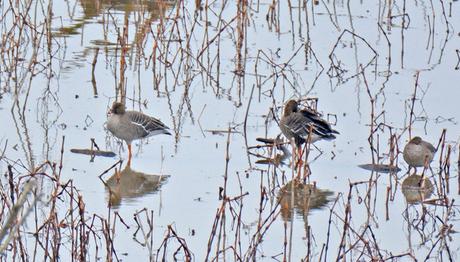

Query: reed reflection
[55,0,175,40]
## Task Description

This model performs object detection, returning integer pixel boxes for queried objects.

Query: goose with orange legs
[107,102,171,165]
[280,100,339,177]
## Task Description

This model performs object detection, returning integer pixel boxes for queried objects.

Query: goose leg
[296,147,303,179]
[406,166,411,175]
[297,147,303,164]
[127,143,132,166]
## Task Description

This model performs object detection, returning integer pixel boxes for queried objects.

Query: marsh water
[1,0,460,261]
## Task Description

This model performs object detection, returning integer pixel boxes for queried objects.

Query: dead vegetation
[0,0,459,261]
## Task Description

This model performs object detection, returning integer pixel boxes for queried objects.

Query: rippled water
[1,0,459,260]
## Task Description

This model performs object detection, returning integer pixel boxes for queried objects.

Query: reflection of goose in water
[104,164,169,207]
[277,180,333,222]
[401,174,433,204]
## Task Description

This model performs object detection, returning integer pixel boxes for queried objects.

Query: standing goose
[403,136,436,170]
[107,102,171,165]
[280,100,339,157]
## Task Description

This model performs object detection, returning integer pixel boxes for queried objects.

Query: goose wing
[126,111,171,138]
[284,111,337,139]
[422,141,436,153]
[301,109,339,135]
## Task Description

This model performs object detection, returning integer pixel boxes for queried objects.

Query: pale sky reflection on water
[0,0,460,260]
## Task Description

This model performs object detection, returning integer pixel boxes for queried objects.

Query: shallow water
[1,0,460,260]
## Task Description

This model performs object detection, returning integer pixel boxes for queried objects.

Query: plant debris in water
[358,163,401,173]
[70,148,116,157]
